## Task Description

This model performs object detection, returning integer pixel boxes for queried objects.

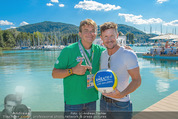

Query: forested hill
[16,21,79,34]
[117,24,156,40]
[0,21,157,49]
[16,21,156,40]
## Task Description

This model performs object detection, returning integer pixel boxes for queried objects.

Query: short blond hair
[100,22,118,35]
[79,19,97,32]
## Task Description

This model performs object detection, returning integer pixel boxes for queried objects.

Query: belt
[101,95,119,103]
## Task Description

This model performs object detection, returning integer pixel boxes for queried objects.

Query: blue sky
[0,0,178,34]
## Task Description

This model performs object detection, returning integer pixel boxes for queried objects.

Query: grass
[0,47,13,50]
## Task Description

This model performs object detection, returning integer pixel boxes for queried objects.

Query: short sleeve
[124,50,139,70]
[54,48,69,69]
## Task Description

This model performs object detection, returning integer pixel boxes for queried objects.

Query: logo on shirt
[76,57,84,62]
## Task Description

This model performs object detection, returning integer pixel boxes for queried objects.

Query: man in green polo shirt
[52,19,105,119]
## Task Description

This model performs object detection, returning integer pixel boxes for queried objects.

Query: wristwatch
[68,68,73,75]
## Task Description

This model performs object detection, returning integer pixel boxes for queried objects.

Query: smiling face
[100,28,119,49]
[79,24,97,45]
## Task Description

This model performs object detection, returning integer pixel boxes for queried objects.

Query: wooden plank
[133,91,178,119]
[143,91,178,111]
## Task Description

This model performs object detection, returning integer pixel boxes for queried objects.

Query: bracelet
[68,68,73,75]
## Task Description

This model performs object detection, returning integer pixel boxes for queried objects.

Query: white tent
[172,39,178,42]
[149,33,178,40]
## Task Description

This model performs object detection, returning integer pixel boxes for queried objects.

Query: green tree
[33,31,44,45]
[63,36,68,45]
[8,29,19,39]
[67,33,79,43]
[0,31,5,47]
[16,32,23,46]
[3,30,16,47]
[126,32,134,44]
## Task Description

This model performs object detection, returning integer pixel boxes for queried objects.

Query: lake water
[0,46,178,112]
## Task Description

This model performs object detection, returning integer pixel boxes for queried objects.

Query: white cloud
[74,0,121,11]
[47,1,64,7]
[0,20,14,26]
[51,0,59,3]
[10,26,16,29]
[163,20,178,26]
[157,0,169,4]
[6,26,16,29]
[118,13,163,24]
[20,21,29,26]
[46,3,54,6]
[59,4,64,7]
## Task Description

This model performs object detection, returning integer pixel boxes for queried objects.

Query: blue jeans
[64,101,96,119]
[100,98,132,119]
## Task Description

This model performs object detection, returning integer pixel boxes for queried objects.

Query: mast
[150,24,152,34]
[51,31,52,45]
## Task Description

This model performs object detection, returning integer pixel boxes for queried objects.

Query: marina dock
[133,91,178,119]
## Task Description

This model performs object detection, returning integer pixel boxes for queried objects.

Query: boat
[143,47,178,60]
[41,45,65,51]
[143,54,178,60]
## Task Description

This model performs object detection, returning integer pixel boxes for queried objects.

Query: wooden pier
[133,91,178,119]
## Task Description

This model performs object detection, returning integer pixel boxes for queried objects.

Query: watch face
[68,69,72,75]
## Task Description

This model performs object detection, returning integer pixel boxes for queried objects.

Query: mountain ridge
[16,21,156,41]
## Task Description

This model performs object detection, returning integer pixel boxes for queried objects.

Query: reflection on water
[144,58,178,68]
[131,57,178,111]
[0,50,60,72]
[0,49,178,112]
[0,50,62,111]
[144,58,178,80]
[152,68,177,80]
[147,59,178,93]
[143,58,178,103]
[156,79,170,93]
[145,58,178,92]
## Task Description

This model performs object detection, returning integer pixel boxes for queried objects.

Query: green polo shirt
[54,40,105,105]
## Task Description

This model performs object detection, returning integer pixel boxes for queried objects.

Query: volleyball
[93,69,117,93]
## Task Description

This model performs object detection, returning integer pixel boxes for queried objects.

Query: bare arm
[52,60,92,79]
[103,67,141,98]
[120,67,141,97]
[52,68,71,79]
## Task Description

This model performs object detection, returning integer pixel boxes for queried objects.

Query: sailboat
[42,31,63,51]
